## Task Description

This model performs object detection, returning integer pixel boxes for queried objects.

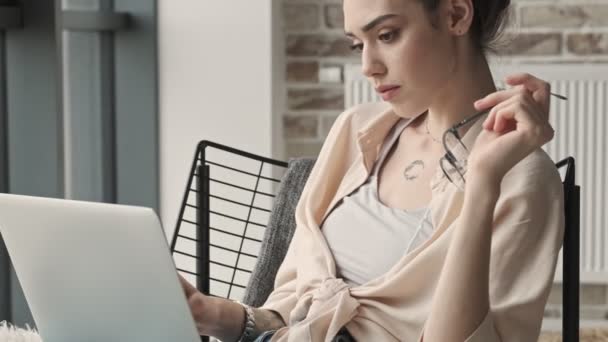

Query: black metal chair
[170,140,580,342]
[557,157,580,342]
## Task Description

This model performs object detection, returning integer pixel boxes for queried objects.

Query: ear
[444,0,474,36]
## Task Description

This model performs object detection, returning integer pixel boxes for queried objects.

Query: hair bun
[473,0,512,54]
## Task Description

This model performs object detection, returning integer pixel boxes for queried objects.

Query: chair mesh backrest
[170,141,288,302]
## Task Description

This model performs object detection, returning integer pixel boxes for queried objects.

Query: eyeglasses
[439,110,489,191]
[439,91,568,191]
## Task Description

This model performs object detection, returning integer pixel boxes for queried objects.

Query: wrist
[207,297,246,341]
[460,174,500,237]
[466,168,501,195]
[467,156,507,187]
[464,172,501,206]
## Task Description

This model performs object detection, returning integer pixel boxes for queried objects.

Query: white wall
[158,0,284,238]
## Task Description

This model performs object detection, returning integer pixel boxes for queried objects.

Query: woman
[179,0,565,341]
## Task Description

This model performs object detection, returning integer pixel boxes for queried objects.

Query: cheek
[391,32,444,85]
[385,30,457,114]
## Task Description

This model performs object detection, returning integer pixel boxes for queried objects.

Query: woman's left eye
[379,30,398,42]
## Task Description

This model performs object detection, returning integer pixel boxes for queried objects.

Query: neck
[425,50,497,140]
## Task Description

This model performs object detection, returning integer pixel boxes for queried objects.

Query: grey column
[6,0,62,327]
[0,0,22,322]
[0,31,9,325]
[113,0,158,211]
[62,0,122,202]
[0,30,9,321]
[61,0,158,210]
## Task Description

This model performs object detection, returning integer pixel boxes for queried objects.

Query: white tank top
[321,117,435,287]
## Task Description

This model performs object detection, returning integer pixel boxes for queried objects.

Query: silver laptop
[0,194,201,342]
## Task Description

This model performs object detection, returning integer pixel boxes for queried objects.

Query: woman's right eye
[349,43,363,53]
[379,29,400,43]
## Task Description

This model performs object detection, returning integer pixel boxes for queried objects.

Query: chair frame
[557,157,580,342]
[171,140,580,342]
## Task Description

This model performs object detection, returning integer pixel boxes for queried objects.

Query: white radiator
[344,63,608,284]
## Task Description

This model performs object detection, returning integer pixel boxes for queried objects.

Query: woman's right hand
[178,273,219,336]
[178,273,284,341]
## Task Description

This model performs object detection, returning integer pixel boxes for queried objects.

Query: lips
[376,85,400,93]
[376,85,401,101]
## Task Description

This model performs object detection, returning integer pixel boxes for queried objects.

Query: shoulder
[502,148,562,196]
[494,149,565,257]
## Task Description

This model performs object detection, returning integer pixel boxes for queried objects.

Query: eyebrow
[344,14,399,38]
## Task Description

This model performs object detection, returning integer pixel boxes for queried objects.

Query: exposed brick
[325,4,344,29]
[567,33,608,55]
[288,88,344,110]
[287,34,352,57]
[287,61,319,83]
[318,64,343,84]
[283,115,318,139]
[283,4,320,31]
[521,4,608,28]
[286,141,323,158]
[497,33,562,56]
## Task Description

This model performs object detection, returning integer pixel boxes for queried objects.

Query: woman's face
[343,0,458,117]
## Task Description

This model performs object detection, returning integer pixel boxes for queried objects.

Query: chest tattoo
[403,160,425,181]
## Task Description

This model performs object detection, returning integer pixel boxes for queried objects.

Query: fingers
[492,101,532,133]
[474,85,523,112]
[178,272,199,298]
[188,293,206,317]
[481,89,542,131]
[504,73,545,89]
[490,99,554,146]
[483,95,514,130]
[187,293,209,334]
[475,73,552,120]
[505,73,548,94]
[505,72,551,114]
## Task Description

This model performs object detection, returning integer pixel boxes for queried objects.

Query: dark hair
[419,0,512,55]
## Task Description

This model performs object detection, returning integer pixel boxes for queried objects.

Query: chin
[389,98,428,119]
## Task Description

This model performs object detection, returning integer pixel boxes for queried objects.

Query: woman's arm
[421,175,499,341]
[178,274,286,342]
[205,297,286,342]
[422,73,559,341]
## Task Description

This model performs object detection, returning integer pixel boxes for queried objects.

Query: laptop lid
[0,194,201,342]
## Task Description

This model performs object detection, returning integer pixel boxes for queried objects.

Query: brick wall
[281,0,608,329]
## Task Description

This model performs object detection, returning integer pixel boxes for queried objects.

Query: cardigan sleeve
[419,151,565,342]
[460,253,561,342]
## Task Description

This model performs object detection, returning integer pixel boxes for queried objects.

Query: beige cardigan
[261,102,565,342]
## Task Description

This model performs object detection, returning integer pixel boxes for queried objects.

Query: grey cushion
[242,157,316,307]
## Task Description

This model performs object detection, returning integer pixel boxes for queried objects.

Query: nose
[361,47,385,78]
